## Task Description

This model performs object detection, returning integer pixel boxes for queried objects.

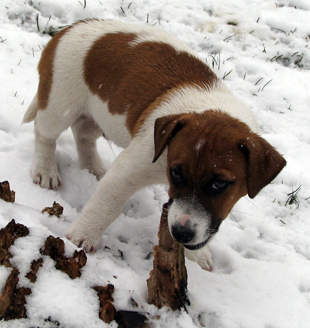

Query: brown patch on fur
[84,32,218,135]
[37,25,74,109]
[133,89,177,136]
[154,111,286,226]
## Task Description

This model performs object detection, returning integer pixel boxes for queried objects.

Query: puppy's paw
[64,220,102,253]
[79,153,106,181]
[32,165,62,190]
[184,245,213,271]
[87,162,106,181]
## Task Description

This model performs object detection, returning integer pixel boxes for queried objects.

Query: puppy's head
[153,110,286,250]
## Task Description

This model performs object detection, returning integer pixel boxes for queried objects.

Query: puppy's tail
[22,92,38,124]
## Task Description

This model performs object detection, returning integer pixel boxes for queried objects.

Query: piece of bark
[147,203,189,311]
[6,286,31,320]
[0,220,29,268]
[0,268,31,320]
[42,201,64,218]
[93,284,116,323]
[0,231,13,268]
[25,258,44,283]
[1,219,29,243]
[101,302,116,323]
[73,249,87,268]
[40,235,87,279]
[55,257,81,279]
[0,221,31,320]
[40,235,65,259]
[0,181,15,203]
[0,268,19,319]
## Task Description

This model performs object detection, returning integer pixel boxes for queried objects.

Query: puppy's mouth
[183,235,211,251]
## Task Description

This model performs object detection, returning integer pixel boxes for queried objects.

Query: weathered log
[147,203,189,311]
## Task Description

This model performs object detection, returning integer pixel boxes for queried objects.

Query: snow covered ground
[1,0,310,327]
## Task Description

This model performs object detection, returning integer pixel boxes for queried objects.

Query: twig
[285,186,301,208]
[261,79,273,91]
[223,33,237,42]
[209,53,220,70]
[36,13,40,32]
[43,15,51,34]
[271,27,287,35]
[222,69,233,80]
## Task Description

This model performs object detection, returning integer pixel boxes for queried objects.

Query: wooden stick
[147,203,189,311]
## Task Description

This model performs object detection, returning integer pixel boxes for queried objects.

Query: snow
[1,0,310,327]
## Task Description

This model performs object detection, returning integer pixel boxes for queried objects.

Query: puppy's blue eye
[212,179,228,190]
[170,168,182,183]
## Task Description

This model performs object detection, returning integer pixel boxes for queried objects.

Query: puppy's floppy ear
[239,134,286,199]
[152,114,185,163]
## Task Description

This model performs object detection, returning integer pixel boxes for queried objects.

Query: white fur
[24,20,260,270]
[88,95,130,148]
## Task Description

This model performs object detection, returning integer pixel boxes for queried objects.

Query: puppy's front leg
[64,141,157,252]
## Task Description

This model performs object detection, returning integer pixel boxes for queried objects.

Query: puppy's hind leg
[71,115,106,180]
[31,99,77,190]
[31,115,62,190]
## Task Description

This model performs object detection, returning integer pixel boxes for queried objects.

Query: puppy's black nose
[171,223,195,244]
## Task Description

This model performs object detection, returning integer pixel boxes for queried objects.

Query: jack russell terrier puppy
[23,19,286,270]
